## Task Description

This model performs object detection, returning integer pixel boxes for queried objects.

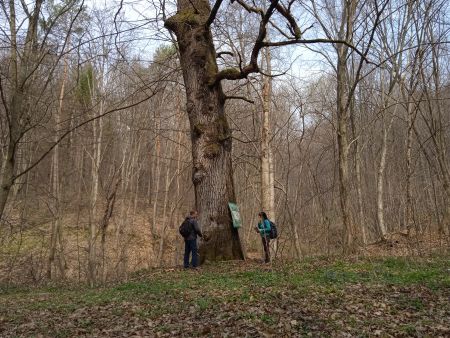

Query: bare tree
[0,0,84,219]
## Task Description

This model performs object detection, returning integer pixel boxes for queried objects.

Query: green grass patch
[280,255,450,289]
[195,297,212,311]
[260,313,276,325]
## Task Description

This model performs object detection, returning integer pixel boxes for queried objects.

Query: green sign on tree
[228,202,242,228]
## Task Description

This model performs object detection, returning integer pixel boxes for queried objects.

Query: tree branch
[19,0,30,17]
[213,0,280,84]
[233,0,263,16]
[225,95,255,104]
[273,1,301,38]
[263,38,371,63]
[206,0,224,26]
[214,0,370,85]
[217,51,234,59]
[269,20,292,40]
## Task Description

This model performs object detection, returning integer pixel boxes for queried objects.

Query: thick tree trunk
[165,0,244,263]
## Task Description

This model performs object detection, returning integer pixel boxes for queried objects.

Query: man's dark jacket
[185,217,202,241]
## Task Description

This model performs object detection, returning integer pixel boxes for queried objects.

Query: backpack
[179,218,192,238]
[269,221,278,239]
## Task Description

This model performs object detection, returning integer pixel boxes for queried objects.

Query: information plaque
[228,202,242,228]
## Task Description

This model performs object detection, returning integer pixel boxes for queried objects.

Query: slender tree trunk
[335,0,357,254]
[174,104,185,265]
[0,133,17,220]
[75,146,84,281]
[116,136,131,275]
[48,52,69,279]
[376,113,394,239]
[165,0,244,262]
[157,148,175,266]
[132,137,142,224]
[261,47,275,219]
[405,97,414,234]
[260,46,276,256]
[350,92,366,244]
[151,125,161,241]
[176,96,182,199]
[88,100,103,287]
[336,51,355,253]
[100,177,119,283]
[261,47,275,222]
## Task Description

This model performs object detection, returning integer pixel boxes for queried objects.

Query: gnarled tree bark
[165,0,244,262]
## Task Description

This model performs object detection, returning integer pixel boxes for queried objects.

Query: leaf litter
[0,255,449,337]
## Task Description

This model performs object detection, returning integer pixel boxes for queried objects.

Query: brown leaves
[1,257,449,337]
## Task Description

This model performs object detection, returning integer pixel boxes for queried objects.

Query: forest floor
[1,255,449,337]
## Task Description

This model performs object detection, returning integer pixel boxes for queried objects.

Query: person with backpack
[255,211,272,263]
[179,210,203,269]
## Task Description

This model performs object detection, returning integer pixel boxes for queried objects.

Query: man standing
[182,210,203,268]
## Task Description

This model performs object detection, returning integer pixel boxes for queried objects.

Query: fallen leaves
[1,256,449,337]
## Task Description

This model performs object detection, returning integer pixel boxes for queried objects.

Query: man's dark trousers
[184,239,198,268]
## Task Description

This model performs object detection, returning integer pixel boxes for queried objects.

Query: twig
[225,95,255,104]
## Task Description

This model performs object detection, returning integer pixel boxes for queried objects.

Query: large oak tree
[164,0,367,261]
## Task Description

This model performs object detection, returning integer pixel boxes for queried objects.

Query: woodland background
[1,0,449,286]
